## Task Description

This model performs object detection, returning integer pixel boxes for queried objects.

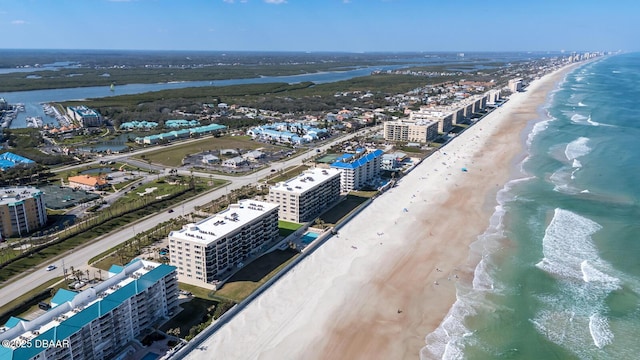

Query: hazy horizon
[0,0,637,53]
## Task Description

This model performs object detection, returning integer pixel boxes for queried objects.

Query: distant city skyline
[0,0,637,52]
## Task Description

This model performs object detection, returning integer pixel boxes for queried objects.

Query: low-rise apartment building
[383,119,439,143]
[409,110,453,133]
[0,260,178,360]
[66,105,104,127]
[268,168,341,223]
[169,200,279,287]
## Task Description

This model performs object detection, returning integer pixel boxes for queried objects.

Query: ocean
[423,53,640,359]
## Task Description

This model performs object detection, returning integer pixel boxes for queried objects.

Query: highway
[0,127,378,309]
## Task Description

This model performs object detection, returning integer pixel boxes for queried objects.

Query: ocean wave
[526,116,553,146]
[564,137,591,160]
[422,177,533,359]
[572,159,582,168]
[535,209,603,281]
[550,167,581,194]
[578,101,587,107]
[533,209,622,354]
[589,313,614,349]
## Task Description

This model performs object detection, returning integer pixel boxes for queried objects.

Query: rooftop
[169,199,278,246]
[0,260,175,359]
[271,168,341,195]
[331,149,384,170]
[0,152,34,170]
[0,187,43,206]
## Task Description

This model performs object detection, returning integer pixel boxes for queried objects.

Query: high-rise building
[0,187,47,238]
[330,149,383,192]
[268,168,341,223]
[508,78,523,93]
[169,199,279,287]
[0,260,178,360]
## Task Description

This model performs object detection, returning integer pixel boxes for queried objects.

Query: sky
[0,0,638,52]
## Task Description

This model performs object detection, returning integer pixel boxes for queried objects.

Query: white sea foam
[550,168,580,194]
[589,313,614,349]
[533,209,622,356]
[572,159,582,168]
[570,113,587,123]
[578,101,587,107]
[526,117,552,146]
[535,208,602,280]
[564,137,591,161]
[422,176,531,359]
[581,260,620,290]
[612,70,621,74]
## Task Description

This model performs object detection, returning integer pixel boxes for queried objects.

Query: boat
[110,83,115,92]
[26,116,44,128]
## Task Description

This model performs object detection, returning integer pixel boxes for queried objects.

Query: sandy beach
[184,63,580,360]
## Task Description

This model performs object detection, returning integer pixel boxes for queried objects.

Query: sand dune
[184,63,579,360]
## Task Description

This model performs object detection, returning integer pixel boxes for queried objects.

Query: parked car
[168,209,174,213]
[46,265,57,271]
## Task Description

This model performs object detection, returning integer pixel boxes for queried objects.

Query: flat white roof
[0,187,42,206]
[169,199,278,246]
[270,168,341,195]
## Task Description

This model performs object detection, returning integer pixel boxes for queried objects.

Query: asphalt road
[0,127,378,309]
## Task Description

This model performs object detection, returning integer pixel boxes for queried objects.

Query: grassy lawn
[349,190,378,198]
[17,280,72,319]
[137,136,284,167]
[215,249,299,302]
[318,194,369,225]
[265,164,310,184]
[159,298,218,338]
[278,220,303,237]
[0,277,64,325]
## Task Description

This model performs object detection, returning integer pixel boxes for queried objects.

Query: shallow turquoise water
[424,53,640,359]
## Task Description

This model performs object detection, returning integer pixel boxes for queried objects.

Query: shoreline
[183,62,585,360]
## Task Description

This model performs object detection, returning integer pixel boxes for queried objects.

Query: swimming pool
[141,353,160,360]
[300,232,319,245]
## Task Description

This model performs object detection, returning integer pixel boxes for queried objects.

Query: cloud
[264,0,286,4]
[11,20,27,25]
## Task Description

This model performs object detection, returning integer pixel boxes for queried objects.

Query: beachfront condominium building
[268,168,341,223]
[409,110,453,133]
[0,260,178,360]
[383,119,439,143]
[168,199,279,287]
[330,149,384,192]
[487,89,501,104]
[508,78,523,93]
[66,105,104,127]
[0,187,47,238]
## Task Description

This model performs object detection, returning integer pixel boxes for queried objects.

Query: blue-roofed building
[0,260,178,360]
[330,149,384,192]
[0,152,35,170]
[119,121,158,130]
[247,122,326,145]
[50,289,77,308]
[135,123,226,145]
[165,119,200,128]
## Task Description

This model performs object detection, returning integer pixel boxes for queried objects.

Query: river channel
[0,64,409,129]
